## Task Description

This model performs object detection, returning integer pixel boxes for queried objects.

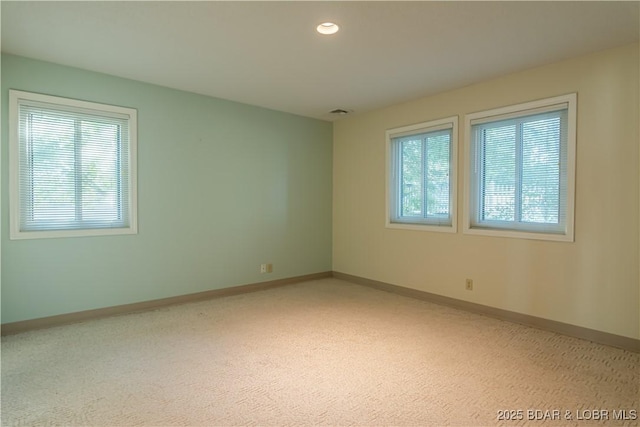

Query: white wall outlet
[260,263,273,273]
[465,279,473,291]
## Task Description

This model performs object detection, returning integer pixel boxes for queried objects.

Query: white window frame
[386,116,458,233]
[463,94,576,242]
[9,90,138,240]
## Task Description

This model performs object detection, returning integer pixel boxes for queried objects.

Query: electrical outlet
[465,279,473,291]
[260,263,273,274]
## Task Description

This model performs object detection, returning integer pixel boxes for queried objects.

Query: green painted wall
[1,54,333,324]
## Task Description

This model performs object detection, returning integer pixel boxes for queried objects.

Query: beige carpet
[1,278,638,426]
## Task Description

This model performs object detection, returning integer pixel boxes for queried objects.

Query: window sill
[462,225,573,242]
[386,221,457,233]
[9,226,138,240]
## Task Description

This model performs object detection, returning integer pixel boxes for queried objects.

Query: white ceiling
[2,1,639,121]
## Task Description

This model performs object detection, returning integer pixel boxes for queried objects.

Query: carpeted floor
[1,278,638,426]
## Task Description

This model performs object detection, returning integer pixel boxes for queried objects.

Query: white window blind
[387,117,457,230]
[10,90,138,239]
[465,94,576,241]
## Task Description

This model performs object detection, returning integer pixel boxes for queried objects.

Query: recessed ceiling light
[316,22,339,35]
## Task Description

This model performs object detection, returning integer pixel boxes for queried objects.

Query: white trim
[9,91,20,240]
[385,222,458,233]
[468,101,570,126]
[9,90,138,240]
[385,116,458,233]
[10,227,138,241]
[465,94,575,124]
[463,93,576,242]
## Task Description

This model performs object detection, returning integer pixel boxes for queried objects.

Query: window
[386,117,457,232]
[464,94,576,241]
[9,90,138,239]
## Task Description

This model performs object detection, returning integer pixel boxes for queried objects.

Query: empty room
[1,1,639,426]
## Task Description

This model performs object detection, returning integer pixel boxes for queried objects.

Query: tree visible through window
[478,115,562,224]
[387,117,457,230]
[9,90,137,239]
[465,94,576,241]
[399,131,450,218]
[26,111,122,225]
